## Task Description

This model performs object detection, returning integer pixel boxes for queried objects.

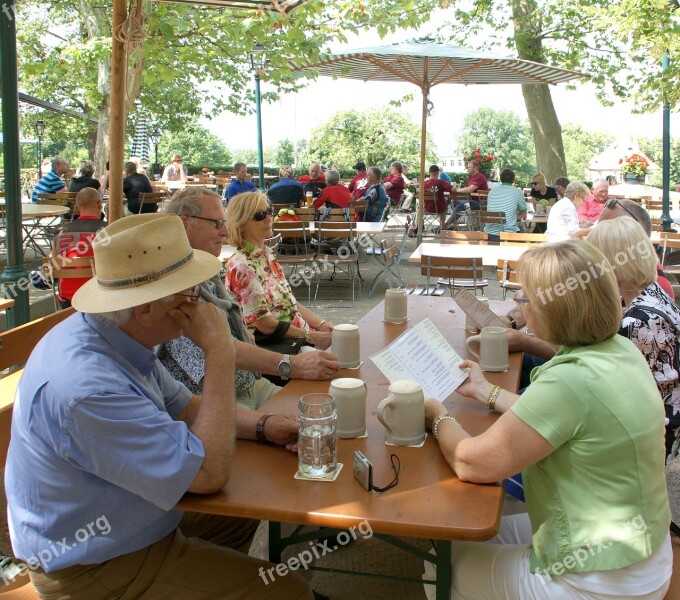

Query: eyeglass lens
[253,208,274,221]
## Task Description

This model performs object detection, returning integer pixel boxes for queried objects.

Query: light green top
[512,334,670,575]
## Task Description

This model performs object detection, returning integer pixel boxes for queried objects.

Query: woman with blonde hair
[588,217,680,462]
[224,191,333,351]
[425,239,671,599]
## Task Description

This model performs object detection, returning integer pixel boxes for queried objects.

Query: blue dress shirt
[226,178,257,201]
[6,313,203,571]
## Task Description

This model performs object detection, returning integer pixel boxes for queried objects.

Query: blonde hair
[586,218,657,290]
[532,173,546,186]
[517,239,621,347]
[564,181,590,201]
[225,191,268,248]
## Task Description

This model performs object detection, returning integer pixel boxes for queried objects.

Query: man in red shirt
[348,161,368,201]
[314,169,351,210]
[297,163,326,184]
[382,161,405,206]
[424,165,453,232]
[453,160,489,212]
[577,178,609,225]
[52,187,107,308]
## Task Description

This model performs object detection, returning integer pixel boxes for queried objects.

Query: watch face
[279,357,292,376]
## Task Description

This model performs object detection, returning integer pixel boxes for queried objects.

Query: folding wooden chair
[420,254,488,297]
[273,221,316,303]
[367,233,407,298]
[313,221,361,302]
[499,232,548,244]
[137,191,168,213]
[496,259,522,300]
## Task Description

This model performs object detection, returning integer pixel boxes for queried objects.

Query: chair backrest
[421,255,483,283]
[314,220,357,238]
[422,191,439,214]
[36,192,78,205]
[0,307,76,372]
[265,233,281,251]
[440,230,488,245]
[271,203,297,214]
[660,232,680,265]
[349,200,367,216]
[273,220,311,240]
[470,190,489,211]
[379,236,400,266]
[499,232,548,244]
[651,218,664,232]
[321,207,356,222]
[295,206,316,223]
[496,259,520,283]
[644,197,663,213]
[273,221,313,258]
[477,211,506,226]
[138,191,167,213]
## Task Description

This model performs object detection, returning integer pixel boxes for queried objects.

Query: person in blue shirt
[5,213,312,599]
[439,171,452,184]
[267,165,304,206]
[225,162,258,202]
[31,157,69,202]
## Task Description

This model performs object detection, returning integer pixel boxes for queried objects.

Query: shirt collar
[83,312,157,375]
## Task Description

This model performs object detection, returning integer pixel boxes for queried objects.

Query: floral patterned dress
[225,241,309,333]
[620,282,680,462]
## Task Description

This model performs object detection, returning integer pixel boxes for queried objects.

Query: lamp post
[249,43,266,191]
[150,126,161,180]
[34,119,45,178]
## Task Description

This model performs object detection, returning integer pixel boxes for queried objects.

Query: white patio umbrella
[293,39,588,243]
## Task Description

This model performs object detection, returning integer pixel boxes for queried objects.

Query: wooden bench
[0,309,75,597]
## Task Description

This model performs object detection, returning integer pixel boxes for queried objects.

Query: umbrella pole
[417,88,428,246]
[108,0,127,223]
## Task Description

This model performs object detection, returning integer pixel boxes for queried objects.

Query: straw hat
[72,214,221,313]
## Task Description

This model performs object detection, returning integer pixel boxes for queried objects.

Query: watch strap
[507,314,517,329]
[256,414,274,443]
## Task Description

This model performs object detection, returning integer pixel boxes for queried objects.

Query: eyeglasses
[252,207,274,221]
[532,181,541,185]
[175,284,201,303]
[174,159,183,164]
[604,198,637,220]
[190,215,226,230]
[513,290,530,305]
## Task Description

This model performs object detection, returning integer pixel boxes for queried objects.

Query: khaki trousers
[29,513,312,600]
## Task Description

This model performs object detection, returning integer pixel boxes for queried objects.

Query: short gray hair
[592,178,608,190]
[91,308,133,327]
[325,169,340,186]
[78,161,94,178]
[51,158,64,172]
[564,181,590,201]
[165,186,221,220]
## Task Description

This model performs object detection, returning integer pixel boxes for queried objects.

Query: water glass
[298,393,337,478]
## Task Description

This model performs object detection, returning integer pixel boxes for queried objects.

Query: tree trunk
[511,0,567,182]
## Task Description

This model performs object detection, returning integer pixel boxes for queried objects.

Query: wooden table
[178,295,521,599]
[409,242,528,266]
[0,201,70,256]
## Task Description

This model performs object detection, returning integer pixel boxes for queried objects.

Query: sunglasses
[252,207,274,221]
[191,215,226,230]
[604,199,637,220]
[175,284,201,303]
[532,181,541,185]
[174,160,183,164]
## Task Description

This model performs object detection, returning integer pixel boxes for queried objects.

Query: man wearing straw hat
[5,214,312,599]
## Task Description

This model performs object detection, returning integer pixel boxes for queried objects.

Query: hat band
[96,251,194,289]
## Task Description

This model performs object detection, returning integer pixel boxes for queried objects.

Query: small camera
[353,451,373,491]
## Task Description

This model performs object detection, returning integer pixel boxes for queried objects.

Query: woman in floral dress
[224,191,334,350]
[588,217,680,463]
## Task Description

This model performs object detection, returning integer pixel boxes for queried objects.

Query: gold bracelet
[432,414,459,440]
[486,385,501,412]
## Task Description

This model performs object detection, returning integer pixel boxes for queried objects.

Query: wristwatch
[278,354,292,380]
[506,314,517,329]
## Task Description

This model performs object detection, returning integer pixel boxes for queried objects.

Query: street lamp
[34,119,45,178]
[249,43,266,191]
[150,126,162,179]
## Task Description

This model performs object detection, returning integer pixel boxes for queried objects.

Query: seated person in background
[52,188,107,309]
[424,165,453,233]
[588,217,680,463]
[160,187,338,433]
[577,177,610,225]
[554,176,570,199]
[226,161,258,202]
[313,169,351,210]
[599,198,675,300]
[225,192,334,351]
[359,166,389,222]
[161,154,188,184]
[6,213,313,599]
[298,162,326,199]
[452,160,488,212]
[98,160,110,195]
[438,169,452,184]
[348,161,368,200]
[483,168,527,243]
[123,160,154,213]
[267,165,304,207]
[546,181,591,242]
[31,157,69,202]
[529,172,558,206]
[398,163,415,211]
[486,168,501,189]
[382,161,405,206]
[607,174,618,185]
[425,239,672,600]
[68,160,102,195]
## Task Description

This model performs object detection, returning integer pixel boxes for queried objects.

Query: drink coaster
[385,433,427,447]
[294,462,344,482]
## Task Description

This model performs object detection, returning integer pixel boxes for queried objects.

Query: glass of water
[298,393,337,478]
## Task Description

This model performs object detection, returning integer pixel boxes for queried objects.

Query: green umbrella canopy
[292,39,588,243]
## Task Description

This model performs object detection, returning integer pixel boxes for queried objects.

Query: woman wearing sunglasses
[224,192,334,352]
[424,239,671,599]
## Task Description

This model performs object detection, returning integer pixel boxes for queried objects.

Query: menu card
[454,289,507,328]
[370,317,468,401]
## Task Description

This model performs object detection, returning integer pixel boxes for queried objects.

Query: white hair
[90,308,134,327]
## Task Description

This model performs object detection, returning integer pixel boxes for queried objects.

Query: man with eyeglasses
[226,162,258,202]
[161,187,340,449]
[161,154,188,185]
[577,178,610,225]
